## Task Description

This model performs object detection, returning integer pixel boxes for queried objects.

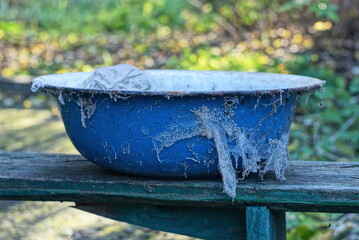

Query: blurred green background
[0,0,358,239]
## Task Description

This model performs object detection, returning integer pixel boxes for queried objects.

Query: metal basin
[35,70,324,178]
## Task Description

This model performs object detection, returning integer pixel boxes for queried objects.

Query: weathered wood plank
[75,203,246,240]
[0,152,359,212]
[246,206,285,240]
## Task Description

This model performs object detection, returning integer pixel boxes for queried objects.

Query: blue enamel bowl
[38,70,324,178]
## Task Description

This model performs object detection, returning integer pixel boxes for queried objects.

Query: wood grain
[1,152,359,213]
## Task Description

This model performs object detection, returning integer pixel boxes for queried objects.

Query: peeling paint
[111,145,118,159]
[179,162,189,179]
[153,103,291,199]
[121,142,131,155]
[58,91,65,105]
[76,96,96,128]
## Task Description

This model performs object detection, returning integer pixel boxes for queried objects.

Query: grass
[0,108,77,153]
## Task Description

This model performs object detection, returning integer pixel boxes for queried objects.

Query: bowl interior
[144,70,324,91]
[32,70,325,94]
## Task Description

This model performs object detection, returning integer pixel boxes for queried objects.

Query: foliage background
[0,0,358,239]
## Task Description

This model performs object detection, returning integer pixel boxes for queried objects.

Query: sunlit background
[0,0,358,239]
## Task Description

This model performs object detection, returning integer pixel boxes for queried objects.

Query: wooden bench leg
[246,206,286,240]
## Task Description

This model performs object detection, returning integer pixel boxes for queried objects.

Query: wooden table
[1,152,359,240]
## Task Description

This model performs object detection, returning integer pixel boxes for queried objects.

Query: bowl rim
[37,69,326,96]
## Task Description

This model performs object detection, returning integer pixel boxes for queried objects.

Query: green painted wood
[75,203,246,240]
[1,152,359,212]
[246,206,286,240]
